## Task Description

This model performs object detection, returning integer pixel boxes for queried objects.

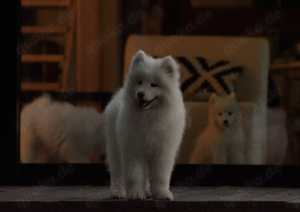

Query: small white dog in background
[105,50,186,201]
[20,94,105,163]
[189,92,245,164]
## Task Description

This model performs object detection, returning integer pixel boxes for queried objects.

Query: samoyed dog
[104,50,186,200]
[189,92,245,164]
[20,94,105,163]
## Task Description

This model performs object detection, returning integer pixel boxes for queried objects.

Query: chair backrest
[123,35,270,103]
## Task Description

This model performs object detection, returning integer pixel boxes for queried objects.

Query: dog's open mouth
[138,97,157,109]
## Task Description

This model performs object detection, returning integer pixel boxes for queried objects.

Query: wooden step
[21,0,71,7]
[21,54,64,63]
[21,26,68,34]
[21,82,60,91]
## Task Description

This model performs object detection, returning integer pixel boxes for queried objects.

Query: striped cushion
[175,56,243,101]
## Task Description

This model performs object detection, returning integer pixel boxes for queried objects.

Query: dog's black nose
[137,92,145,99]
[224,120,229,125]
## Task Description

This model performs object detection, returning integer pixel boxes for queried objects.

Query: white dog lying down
[20,94,105,163]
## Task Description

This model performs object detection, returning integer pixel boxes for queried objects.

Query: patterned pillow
[175,56,243,101]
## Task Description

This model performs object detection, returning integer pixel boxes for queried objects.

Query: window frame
[1,0,299,187]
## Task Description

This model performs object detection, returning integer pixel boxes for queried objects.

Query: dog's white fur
[190,92,245,164]
[104,50,186,200]
[20,94,105,163]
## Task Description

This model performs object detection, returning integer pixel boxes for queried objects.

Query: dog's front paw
[127,190,146,200]
[151,189,173,201]
[109,188,126,199]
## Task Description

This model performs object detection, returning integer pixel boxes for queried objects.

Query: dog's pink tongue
[139,100,148,109]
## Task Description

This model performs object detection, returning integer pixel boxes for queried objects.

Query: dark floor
[0,186,300,211]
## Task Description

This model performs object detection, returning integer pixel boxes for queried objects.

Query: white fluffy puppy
[105,50,186,200]
[190,92,245,164]
[20,94,105,163]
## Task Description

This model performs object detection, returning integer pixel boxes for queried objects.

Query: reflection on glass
[19,0,300,165]
[20,94,105,163]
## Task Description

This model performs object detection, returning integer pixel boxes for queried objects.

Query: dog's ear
[132,50,146,64]
[128,50,146,76]
[161,56,180,80]
[228,92,235,99]
[209,93,217,105]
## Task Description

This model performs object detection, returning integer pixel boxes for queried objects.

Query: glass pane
[19,0,300,165]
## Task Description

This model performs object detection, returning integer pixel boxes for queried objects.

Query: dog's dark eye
[138,81,142,85]
[219,113,222,116]
[151,83,157,87]
[228,112,232,115]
